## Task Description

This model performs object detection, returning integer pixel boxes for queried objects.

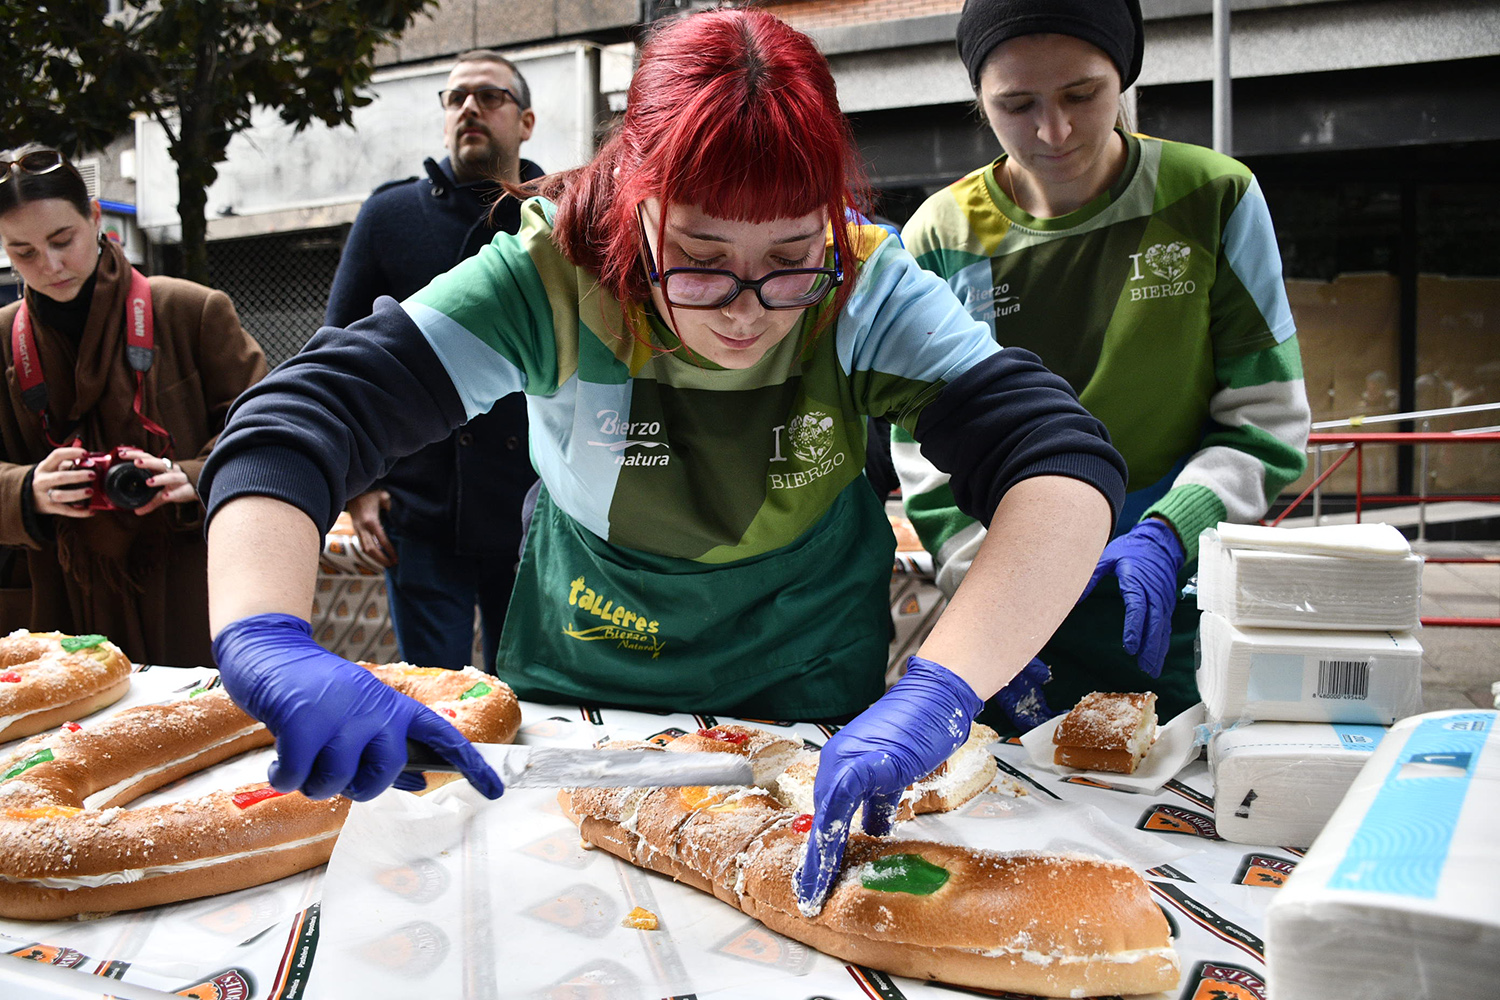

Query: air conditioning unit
[75,158,101,199]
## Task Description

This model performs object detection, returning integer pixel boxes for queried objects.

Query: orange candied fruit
[3,806,83,821]
[621,906,658,931]
[678,786,724,811]
[399,666,451,677]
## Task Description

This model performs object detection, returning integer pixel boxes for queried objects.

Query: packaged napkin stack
[1197,522,1422,631]
[1266,710,1499,999]
[1209,722,1387,848]
[1196,522,1426,846]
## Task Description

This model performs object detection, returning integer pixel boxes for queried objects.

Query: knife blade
[403,739,754,788]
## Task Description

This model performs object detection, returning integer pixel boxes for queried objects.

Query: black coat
[324,156,544,553]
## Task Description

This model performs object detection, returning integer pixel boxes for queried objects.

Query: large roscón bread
[560,724,1179,997]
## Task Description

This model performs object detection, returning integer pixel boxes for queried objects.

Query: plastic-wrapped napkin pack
[1266,710,1499,999]
[1197,522,1422,631]
[1197,611,1422,725]
[1208,721,1387,848]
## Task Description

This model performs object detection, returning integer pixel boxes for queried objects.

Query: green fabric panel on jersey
[498,481,893,718]
[1217,335,1306,388]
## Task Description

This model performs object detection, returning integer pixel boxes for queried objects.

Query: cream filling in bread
[966,943,1179,967]
[80,724,268,810]
[0,704,56,732]
[1124,717,1158,760]
[2,830,340,889]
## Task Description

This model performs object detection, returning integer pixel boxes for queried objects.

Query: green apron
[496,479,895,720]
[977,574,1201,736]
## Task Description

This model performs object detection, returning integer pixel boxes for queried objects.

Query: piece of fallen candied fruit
[621,906,658,930]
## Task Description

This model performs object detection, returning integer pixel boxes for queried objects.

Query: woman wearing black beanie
[896,0,1313,728]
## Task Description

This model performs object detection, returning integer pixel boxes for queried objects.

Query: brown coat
[0,242,267,665]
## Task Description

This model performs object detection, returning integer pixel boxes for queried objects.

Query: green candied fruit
[860,853,951,895]
[59,634,107,653]
[459,681,493,700]
[2,749,55,781]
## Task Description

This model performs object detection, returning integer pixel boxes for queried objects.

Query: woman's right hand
[32,446,95,518]
[211,613,504,801]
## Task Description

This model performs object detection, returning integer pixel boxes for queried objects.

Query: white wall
[136,42,599,236]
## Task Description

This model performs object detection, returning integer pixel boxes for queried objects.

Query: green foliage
[0,0,438,282]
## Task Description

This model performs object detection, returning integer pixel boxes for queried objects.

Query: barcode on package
[1316,659,1371,700]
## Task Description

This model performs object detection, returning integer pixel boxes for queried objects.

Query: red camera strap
[10,268,175,454]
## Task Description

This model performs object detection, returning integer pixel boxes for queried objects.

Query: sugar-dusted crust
[560,724,1178,997]
[1054,692,1158,775]
[0,663,520,919]
[0,631,133,743]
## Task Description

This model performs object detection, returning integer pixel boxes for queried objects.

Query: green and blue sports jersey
[898,133,1310,583]
[403,197,1004,564]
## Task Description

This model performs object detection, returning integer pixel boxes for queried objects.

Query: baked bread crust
[560,724,1179,997]
[0,631,133,743]
[0,662,520,919]
[1054,692,1159,775]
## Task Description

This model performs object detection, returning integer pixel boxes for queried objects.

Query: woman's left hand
[118,448,197,515]
[795,655,983,916]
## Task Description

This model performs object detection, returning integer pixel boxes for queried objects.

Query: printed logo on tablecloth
[1138,804,1221,839]
[713,918,817,973]
[5,942,87,967]
[1179,960,1267,1000]
[375,858,449,902]
[1235,853,1298,888]
[522,830,598,869]
[172,968,254,999]
[645,726,689,747]
[542,958,644,999]
[358,921,449,976]
[526,885,621,938]
[191,889,280,936]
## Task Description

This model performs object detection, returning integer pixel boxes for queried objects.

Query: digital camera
[74,447,163,511]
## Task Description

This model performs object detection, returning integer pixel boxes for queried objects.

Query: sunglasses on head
[438,87,521,112]
[0,149,65,184]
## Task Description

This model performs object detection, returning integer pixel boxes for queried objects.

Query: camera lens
[102,462,162,510]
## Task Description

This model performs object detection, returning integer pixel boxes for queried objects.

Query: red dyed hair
[536,8,869,342]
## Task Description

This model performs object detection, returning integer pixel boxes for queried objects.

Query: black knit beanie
[957,0,1144,90]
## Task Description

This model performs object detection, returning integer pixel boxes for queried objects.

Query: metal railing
[1271,401,1500,628]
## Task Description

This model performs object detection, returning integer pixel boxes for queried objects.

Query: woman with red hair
[200,8,1125,911]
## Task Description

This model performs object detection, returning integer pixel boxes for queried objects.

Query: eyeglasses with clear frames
[438,87,521,112]
[637,213,843,311]
[0,149,65,185]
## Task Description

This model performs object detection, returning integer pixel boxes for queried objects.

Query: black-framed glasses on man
[0,149,65,184]
[638,215,843,311]
[438,87,521,112]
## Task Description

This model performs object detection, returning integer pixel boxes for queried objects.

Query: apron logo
[564,576,666,657]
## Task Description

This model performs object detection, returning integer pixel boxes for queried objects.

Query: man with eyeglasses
[324,50,544,674]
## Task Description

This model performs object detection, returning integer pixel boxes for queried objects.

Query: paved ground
[1412,540,1500,711]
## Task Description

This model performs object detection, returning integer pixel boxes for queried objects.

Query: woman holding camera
[0,145,266,666]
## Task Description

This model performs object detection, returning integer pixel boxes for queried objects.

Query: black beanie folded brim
[957,0,1144,90]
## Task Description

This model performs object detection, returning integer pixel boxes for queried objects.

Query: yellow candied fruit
[621,906,658,931]
[678,786,724,810]
[3,806,84,821]
[398,666,451,677]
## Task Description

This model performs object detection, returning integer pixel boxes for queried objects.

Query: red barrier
[1273,431,1500,628]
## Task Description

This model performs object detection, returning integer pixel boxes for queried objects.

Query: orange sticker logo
[5,942,87,968]
[714,919,816,973]
[1235,853,1297,888]
[525,885,620,937]
[173,968,254,1000]
[375,859,449,902]
[521,831,595,869]
[1137,804,1220,839]
[1183,960,1267,999]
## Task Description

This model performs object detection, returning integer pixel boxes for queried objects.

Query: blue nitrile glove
[795,655,983,915]
[995,657,1056,731]
[1078,517,1186,679]
[211,613,504,802]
